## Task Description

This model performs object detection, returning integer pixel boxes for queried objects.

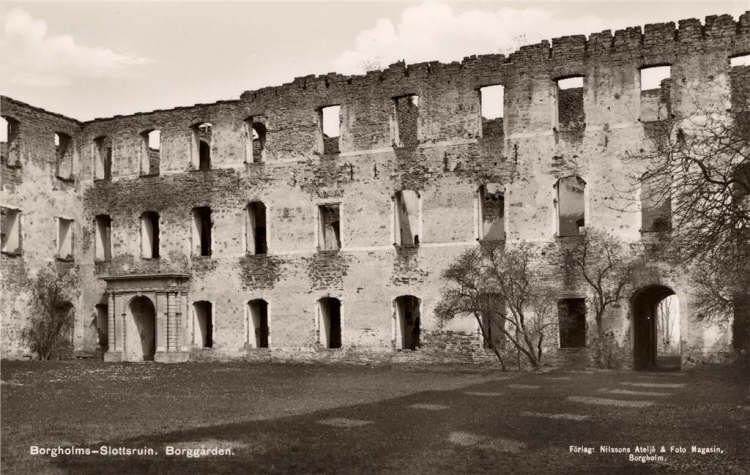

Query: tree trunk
[473,312,506,371]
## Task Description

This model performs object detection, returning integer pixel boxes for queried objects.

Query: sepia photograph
[0,1,749,473]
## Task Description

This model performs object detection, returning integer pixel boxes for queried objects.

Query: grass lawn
[2,360,749,474]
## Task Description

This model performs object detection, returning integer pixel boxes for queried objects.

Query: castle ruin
[2,11,749,367]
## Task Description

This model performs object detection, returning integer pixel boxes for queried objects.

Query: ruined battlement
[8,11,739,131]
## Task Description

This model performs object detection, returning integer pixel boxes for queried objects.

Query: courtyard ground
[1,360,749,474]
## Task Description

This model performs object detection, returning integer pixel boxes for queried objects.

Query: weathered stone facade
[2,12,749,366]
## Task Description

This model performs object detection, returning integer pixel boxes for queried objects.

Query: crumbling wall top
[9,10,746,125]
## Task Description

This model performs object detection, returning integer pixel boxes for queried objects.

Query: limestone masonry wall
[2,11,749,366]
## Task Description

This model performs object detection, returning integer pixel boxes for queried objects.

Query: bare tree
[21,265,78,360]
[435,243,557,370]
[561,229,635,337]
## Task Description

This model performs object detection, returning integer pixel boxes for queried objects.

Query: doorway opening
[631,285,680,370]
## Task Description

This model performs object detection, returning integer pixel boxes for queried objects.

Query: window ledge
[140,257,161,261]
[138,173,160,178]
[56,256,74,262]
[1,250,22,257]
[55,176,76,183]
[4,162,22,169]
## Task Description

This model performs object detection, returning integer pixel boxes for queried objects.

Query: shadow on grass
[49,371,747,475]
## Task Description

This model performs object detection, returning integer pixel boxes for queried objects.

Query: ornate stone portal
[102,274,191,363]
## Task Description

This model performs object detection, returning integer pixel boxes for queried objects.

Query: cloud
[334,3,630,74]
[0,8,153,87]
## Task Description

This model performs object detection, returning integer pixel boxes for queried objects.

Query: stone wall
[2,11,749,366]
[1,97,82,356]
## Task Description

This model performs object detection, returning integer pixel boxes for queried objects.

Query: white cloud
[0,8,153,87]
[334,3,630,74]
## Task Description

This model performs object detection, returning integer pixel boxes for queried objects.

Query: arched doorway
[129,296,156,361]
[248,299,269,348]
[631,285,679,370]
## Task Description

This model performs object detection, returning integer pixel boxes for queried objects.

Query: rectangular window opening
[192,207,212,257]
[94,215,112,262]
[641,178,672,232]
[2,116,21,167]
[57,217,74,260]
[640,66,671,91]
[192,123,212,170]
[640,66,671,121]
[394,190,420,247]
[393,94,419,147]
[246,118,266,163]
[140,130,160,176]
[479,184,505,241]
[558,298,586,348]
[140,211,159,259]
[1,207,21,254]
[556,176,586,237]
[321,105,341,155]
[479,85,504,139]
[556,77,585,128]
[246,202,267,255]
[395,295,421,350]
[193,301,213,348]
[94,136,112,180]
[480,85,504,120]
[55,132,74,180]
[318,204,341,251]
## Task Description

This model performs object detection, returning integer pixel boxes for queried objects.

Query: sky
[0,1,747,121]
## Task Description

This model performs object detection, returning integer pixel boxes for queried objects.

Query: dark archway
[395,295,421,350]
[318,297,341,349]
[631,285,675,370]
[193,301,213,348]
[95,303,109,353]
[130,296,156,361]
[248,299,269,348]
